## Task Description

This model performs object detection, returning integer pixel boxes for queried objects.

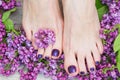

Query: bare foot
[22,0,63,59]
[62,0,103,76]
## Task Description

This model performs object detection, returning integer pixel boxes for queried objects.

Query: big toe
[64,51,79,76]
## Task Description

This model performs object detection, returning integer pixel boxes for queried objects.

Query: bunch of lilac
[35,29,56,48]
[0,15,5,42]
[0,0,17,10]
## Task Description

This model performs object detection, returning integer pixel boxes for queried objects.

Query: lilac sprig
[0,0,17,10]
[35,29,56,49]
[0,15,6,42]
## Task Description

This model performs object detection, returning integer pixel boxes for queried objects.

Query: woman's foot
[62,0,103,76]
[22,0,63,59]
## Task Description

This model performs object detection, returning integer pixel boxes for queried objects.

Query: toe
[31,30,39,49]
[37,49,44,59]
[86,52,96,72]
[77,53,87,75]
[51,48,60,59]
[22,24,32,41]
[32,37,38,49]
[64,51,79,76]
[92,45,101,65]
[96,39,103,54]
[44,45,52,58]
[51,36,62,59]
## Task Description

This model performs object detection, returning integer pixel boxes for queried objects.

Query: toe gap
[85,58,89,73]
[31,30,33,36]
[91,52,95,63]
[75,53,78,60]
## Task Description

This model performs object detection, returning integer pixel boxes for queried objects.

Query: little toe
[22,24,32,41]
[96,40,103,54]
[86,52,96,72]
[44,45,52,58]
[64,51,79,76]
[32,38,38,49]
[92,45,101,65]
[37,49,44,59]
[77,53,87,75]
[32,31,39,49]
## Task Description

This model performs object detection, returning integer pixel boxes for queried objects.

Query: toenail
[45,56,49,59]
[52,49,60,57]
[68,65,76,73]
[38,54,43,59]
[90,68,95,71]
[80,71,85,75]
[95,61,100,65]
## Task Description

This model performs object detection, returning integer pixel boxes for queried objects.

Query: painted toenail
[68,65,76,73]
[35,29,56,49]
[95,61,100,65]
[52,49,60,57]
[38,54,43,59]
[45,56,49,59]
[80,71,85,75]
[90,68,95,71]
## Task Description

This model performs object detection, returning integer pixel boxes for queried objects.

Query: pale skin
[23,0,103,77]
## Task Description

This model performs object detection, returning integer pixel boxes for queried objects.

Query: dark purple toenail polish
[45,56,49,59]
[90,68,95,71]
[96,61,100,65]
[68,65,76,73]
[80,71,85,75]
[52,49,60,57]
[38,54,43,59]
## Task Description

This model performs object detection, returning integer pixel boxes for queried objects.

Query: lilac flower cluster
[0,0,17,10]
[35,29,56,48]
[0,15,5,42]
[0,0,120,80]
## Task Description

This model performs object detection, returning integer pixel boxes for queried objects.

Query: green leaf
[97,5,109,20]
[118,78,120,80]
[103,29,111,34]
[15,51,19,57]
[2,7,16,22]
[4,64,11,70]
[3,19,14,32]
[102,65,116,74]
[95,0,109,20]
[12,29,20,35]
[2,11,11,22]
[95,0,105,9]
[113,34,120,53]
[4,0,10,2]
[38,58,49,65]
[114,24,120,33]
[2,37,7,43]
[117,62,120,72]
[0,56,2,59]
[116,51,120,72]
[116,0,119,2]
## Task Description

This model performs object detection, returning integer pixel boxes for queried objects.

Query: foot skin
[62,0,103,76]
[22,0,63,59]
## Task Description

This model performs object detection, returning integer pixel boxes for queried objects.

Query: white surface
[0,72,51,80]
